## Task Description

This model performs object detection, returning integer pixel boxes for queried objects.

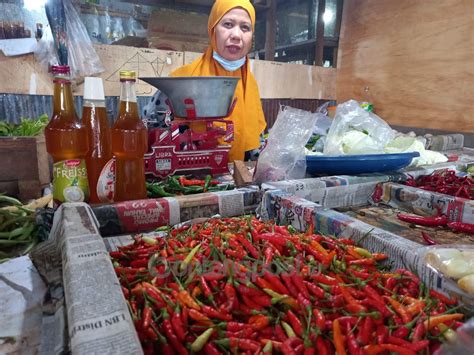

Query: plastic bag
[126,16,147,38]
[111,17,125,42]
[34,24,58,69]
[435,317,474,355]
[64,0,104,79]
[81,6,101,44]
[323,100,395,155]
[100,7,112,44]
[253,106,318,184]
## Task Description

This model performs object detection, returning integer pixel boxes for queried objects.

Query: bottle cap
[119,70,136,80]
[83,77,105,101]
[52,65,70,75]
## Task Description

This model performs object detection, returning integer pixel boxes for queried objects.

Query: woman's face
[214,8,253,61]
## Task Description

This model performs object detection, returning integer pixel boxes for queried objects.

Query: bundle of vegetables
[0,114,49,136]
[110,217,466,355]
[146,175,234,198]
[405,169,473,200]
[0,193,52,263]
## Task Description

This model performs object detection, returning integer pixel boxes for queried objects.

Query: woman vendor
[171,0,267,162]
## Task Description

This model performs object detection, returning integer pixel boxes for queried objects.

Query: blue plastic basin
[306,152,420,175]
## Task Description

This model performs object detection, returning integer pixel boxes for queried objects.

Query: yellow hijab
[170,0,266,161]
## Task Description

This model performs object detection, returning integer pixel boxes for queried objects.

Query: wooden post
[314,0,326,66]
[264,0,276,61]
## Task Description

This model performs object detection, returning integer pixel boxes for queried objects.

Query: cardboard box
[0,134,50,200]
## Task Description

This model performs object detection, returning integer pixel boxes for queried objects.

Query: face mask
[213,51,246,72]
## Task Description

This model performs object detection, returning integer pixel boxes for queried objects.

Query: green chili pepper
[190,328,214,352]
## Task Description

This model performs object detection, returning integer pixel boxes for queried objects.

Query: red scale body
[144,98,235,178]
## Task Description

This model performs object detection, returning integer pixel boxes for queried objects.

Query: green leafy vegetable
[0,114,49,137]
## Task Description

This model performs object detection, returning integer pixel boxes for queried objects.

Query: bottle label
[97,158,115,203]
[53,159,89,205]
[361,102,374,112]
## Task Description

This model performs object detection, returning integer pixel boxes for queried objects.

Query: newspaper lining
[30,203,143,355]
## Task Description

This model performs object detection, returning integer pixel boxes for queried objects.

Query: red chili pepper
[249,314,271,331]
[264,246,274,266]
[397,213,448,226]
[297,292,312,314]
[263,272,290,295]
[421,231,437,245]
[429,289,458,305]
[345,322,362,355]
[274,324,287,342]
[215,338,261,352]
[142,305,153,330]
[162,310,189,355]
[203,342,221,355]
[311,273,338,285]
[241,294,264,310]
[392,325,410,338]
[286,310,303,337]
[252,295,273,308]
[316,337,329,355]
[188,309,212,324]
[376,324,388,344]
[357,316,374,346]
[235,234,260,259]
[304,280,325,299]
[312,309,326,330]
[290,272,310,299]
[201,305,232,321]
[447,222,474,234]
[171,306,186,342]
[281,273,299,298]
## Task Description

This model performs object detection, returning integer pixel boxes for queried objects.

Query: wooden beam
[264,0,276,61]
[314,0,325,66]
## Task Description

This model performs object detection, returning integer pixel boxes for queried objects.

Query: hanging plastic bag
[81,6,101,44]
[34,24,58,69]
[127,16,147,38]
[63,0,104,79]
[253,106,318,184]
[323,100,395,155]
[100,7,112,44]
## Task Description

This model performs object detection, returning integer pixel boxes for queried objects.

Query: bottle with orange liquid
[82,77,112,204]
[111,70,147,201]
[45,65,89,206]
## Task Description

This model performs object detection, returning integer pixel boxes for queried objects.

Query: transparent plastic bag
[435,317,474,355]
[323,99,395,155]
[100,7,112,44]
[64,0,104,79]
[253,106,318,184]
[34,24,58,68]
[416,245,474,309]
[126,16,147,38]
[111,17,125,42]
[81,6,101,44]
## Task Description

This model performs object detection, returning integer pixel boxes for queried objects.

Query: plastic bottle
[361,86,374,112]
[45,65,89,206]
[111,70,148,202]
[82,77,112,204]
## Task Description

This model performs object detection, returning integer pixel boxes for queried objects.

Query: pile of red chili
[405,169,473,199]
[110,217,465,355]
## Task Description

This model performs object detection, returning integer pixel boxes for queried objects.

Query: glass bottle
[111,70,147,201]
[361,86,374,112]
[82,77,112,204]
[45,65,89,206]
